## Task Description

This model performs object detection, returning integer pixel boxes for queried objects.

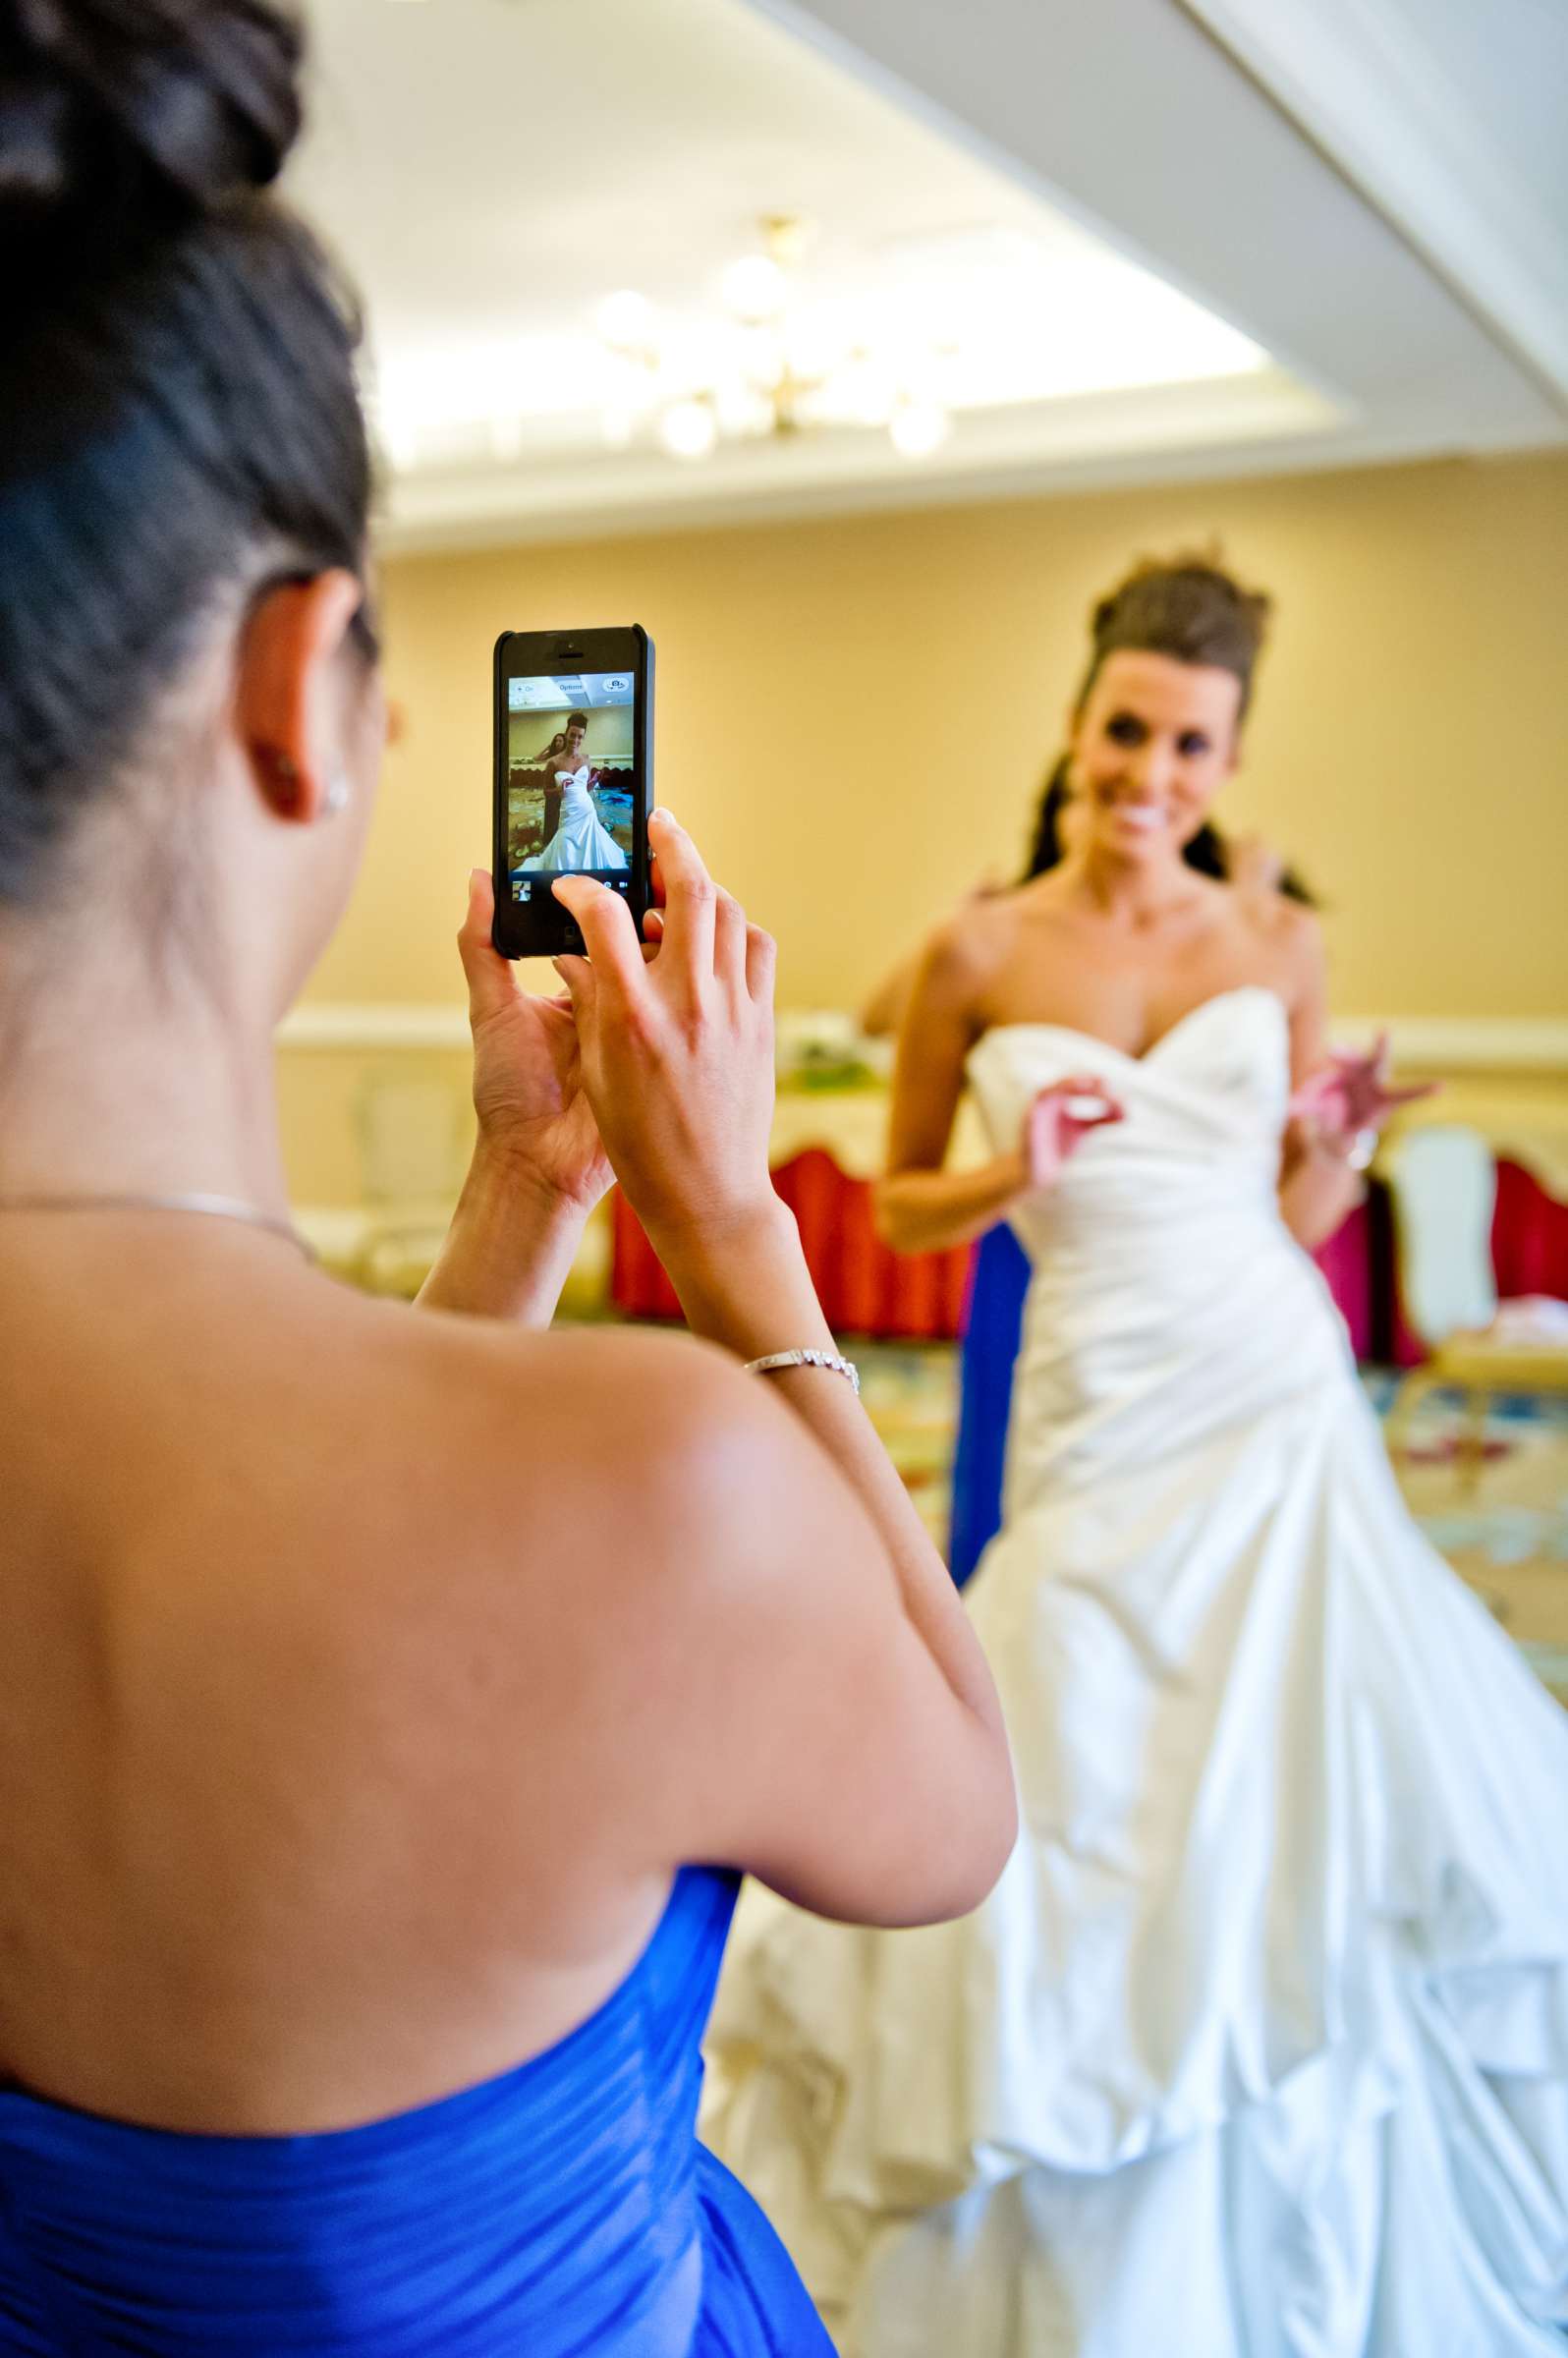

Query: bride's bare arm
[872,925,1030,1255]
[858,945,921,1041]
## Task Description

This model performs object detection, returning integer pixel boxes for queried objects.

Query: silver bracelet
[1344,1127,1379,1172]
[745,1347,862,1396]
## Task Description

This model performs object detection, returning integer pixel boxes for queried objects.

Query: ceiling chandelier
[593,214,953,465]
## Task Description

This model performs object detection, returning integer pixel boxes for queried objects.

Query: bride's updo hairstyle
[0,0,371,904]
[1025,553,1311,900]
[1075,552,1272,722]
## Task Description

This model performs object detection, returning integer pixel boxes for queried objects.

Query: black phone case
[491,625,654,960]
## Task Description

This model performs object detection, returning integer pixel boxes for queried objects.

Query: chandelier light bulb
[715,378,773,438]
[720,253,788,325]
[888,397,952,460]
[831,352,897,428]
[596,290,657,350]
[658,398,719,461]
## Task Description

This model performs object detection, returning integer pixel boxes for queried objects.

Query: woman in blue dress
[0,8,1015,2352]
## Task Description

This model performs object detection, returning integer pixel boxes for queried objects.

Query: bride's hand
[1289,1035,1437,1146]
[1024,1075,1124,1189]
[456,869,612,1213]
[550,812,778,1249]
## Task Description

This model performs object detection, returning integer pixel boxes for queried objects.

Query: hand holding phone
[549,813,778,1253]
[454,867,612,1215]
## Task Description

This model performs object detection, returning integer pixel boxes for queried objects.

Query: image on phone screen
[504,670,636,901]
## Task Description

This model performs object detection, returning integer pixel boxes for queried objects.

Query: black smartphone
[491,624,654,959]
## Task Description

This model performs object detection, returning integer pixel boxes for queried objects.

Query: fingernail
[650,807,674,827]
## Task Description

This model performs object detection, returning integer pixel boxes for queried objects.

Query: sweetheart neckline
[971,983,1287,1071]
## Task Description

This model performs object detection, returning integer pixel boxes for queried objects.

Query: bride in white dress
[701,557,1568,2355]
[524,718,628,874]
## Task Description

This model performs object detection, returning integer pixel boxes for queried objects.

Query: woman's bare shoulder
[153,1279,766,1589]
[1236,884,1322,966]
[920,881,1045,987]
[164,1290,841,1791]
[387,1305,759,1485]
[384,1307,830,1586]
[362,1309,884,1797]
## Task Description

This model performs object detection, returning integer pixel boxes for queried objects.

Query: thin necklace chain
[0,1192,316,1263]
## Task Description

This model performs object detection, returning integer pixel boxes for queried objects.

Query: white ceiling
[1175,0,1568,399]
[289,0,1567,549]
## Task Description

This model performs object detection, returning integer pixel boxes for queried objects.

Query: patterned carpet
[857,1344,1568,1709]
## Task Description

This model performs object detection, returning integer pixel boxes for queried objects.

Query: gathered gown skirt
[701,992,1568,2357]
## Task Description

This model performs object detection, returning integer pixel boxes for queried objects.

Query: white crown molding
[1175,0,1568,410]
[279,1004,1568,1073]
[376,419,1568,563]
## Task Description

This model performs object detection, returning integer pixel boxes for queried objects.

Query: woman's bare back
[0,1169,1012,2144]
[0,1228,719,2133]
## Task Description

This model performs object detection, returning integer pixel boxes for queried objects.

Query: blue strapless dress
[0,1866,832,2355]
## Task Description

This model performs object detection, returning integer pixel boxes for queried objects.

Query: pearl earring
[323,771,351,817]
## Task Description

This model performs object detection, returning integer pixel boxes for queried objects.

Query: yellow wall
[309,448,1568,1023]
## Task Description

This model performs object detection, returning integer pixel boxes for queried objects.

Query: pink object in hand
[1026,1075,1124,1189]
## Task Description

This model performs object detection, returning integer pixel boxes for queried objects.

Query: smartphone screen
[491,625,653,959]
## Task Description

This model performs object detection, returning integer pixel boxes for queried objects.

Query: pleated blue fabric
[0,1865,832,2355]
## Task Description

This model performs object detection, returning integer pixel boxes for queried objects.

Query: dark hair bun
[1086,548,1271,711]
[1,0,302,250]
[1091,549,1271,671]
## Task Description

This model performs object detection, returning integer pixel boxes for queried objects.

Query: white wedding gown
[701,986,1568,2357]
[522,766,628,873]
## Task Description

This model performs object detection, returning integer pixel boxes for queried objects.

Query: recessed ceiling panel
[290,0,1334,542]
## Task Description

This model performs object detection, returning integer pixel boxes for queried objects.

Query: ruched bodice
[0,1866,831,2355]
[967,985,1289,1250]
[966,988,1350,1508]
[552,763,596,821]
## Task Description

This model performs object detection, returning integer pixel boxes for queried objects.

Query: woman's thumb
[457,869,517,1024]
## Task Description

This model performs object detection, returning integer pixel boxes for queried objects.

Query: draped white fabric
[702,988,1568,2357]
